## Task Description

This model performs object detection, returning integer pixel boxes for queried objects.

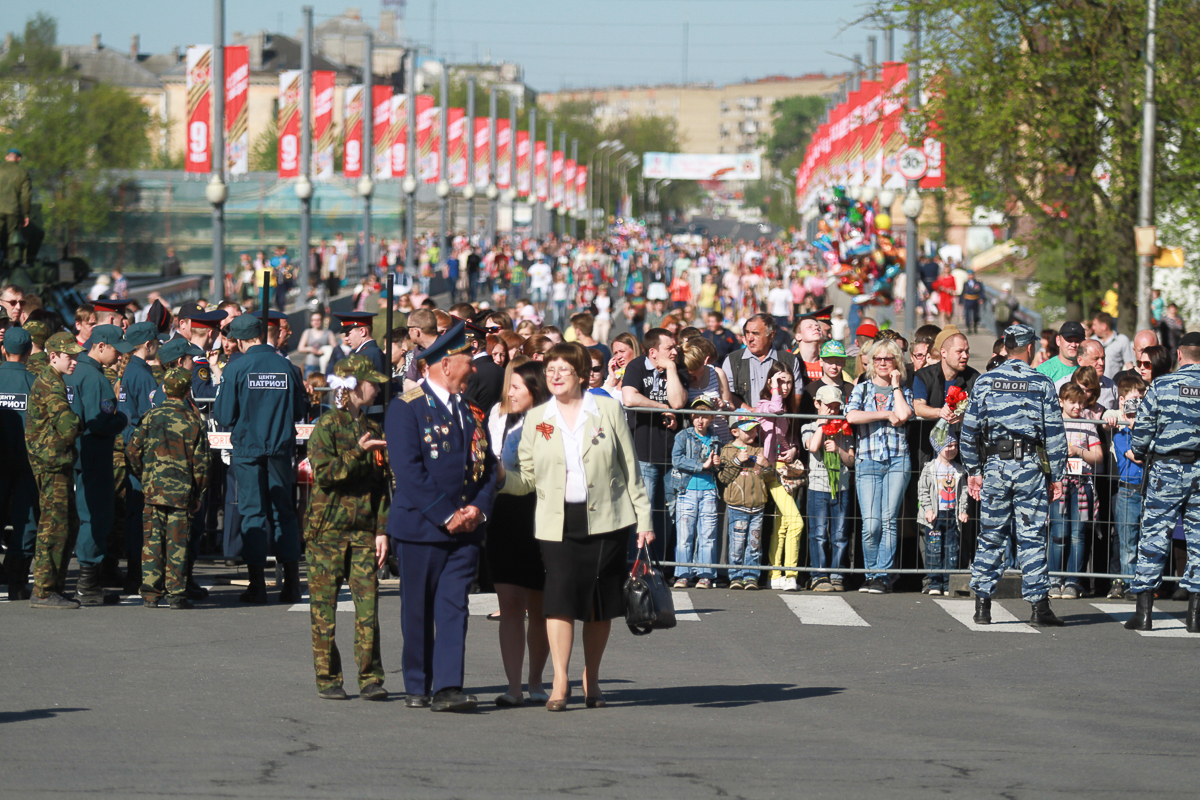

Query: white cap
[1002,281,1013,291]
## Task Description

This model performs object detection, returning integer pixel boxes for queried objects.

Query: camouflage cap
[333,353,388,384]
[23,319,50,346]
[163,367,193,398]
[46,332,84,355]
[1004,323,1037,349]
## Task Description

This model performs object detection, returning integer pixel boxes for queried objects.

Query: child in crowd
[917,434,969,596]
[671,397,722,589]
[718,416,770,590]
[1107,375,1148,599]
[756,365,806,591]
[1050,383,1103,599]
[126,368,210,610]
[802,385,855,592]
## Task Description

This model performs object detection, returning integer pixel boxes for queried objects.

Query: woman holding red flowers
[802,384,856,591]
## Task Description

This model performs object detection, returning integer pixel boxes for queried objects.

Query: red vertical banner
[277,70,302,178]
[535,141,548,201]
[496,119,512,190]
[564,159,576,210]
[881,61,907,192]
[416,95,438,183]
[575,166,587,211]
[389,94,408,178]
[447,108,467,187]
[551,150,564,207]
[473,117,490,189]
[372,86,393,179]
[185,45,212,173]
[312,70,336,180]
[342,85,363,178]
[516,130,531,196]
[224,45,249,175]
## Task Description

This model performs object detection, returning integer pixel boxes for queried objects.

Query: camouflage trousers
[107,448,127,564]
[306,540,384,692]
[31,471,80,598]
[1131,460,1200,594]
[141,504,190,602]
[969,458,1052,602]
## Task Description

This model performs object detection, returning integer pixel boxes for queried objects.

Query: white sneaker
[769,577,783,590]
[928,588,943,596]
[780,577,798,592]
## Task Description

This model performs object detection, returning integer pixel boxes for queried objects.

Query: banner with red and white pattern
[185,45,212,173]
[277,70,301,178]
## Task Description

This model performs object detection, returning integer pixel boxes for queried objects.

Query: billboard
[641,152,761,181]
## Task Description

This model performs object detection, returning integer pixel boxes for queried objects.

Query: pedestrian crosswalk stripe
[469,594,500,617]
[1089,602,1200,638]
[932,598,1039,633]
[288,592,355,613]
[779,594,870,627]
[672,591,700,621]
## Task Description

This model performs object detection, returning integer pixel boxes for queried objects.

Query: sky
[13,0,901,91]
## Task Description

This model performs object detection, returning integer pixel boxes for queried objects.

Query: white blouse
[543,392,601,504]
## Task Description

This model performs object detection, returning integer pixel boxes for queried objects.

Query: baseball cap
[731,414,761,432]
[689,395,716,410]
[3,327,32,354]
[1058,321,1086,341]
[7,148,21,156]
[856,322,879,339]
[124,321,159,347]
[814,384,844,406]
[90,324,136,353]
[820,340,847,359]
[1179,331,1200,348]
[45,332,84,355]
[163,367,193,398]
[158,337,204,364]
[229,314,265,340]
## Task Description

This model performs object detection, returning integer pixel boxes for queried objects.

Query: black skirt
[485,493,545,591]
[540,502,630,622]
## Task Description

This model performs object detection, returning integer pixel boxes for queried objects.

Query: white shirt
[529,262,552,290]
[543,392,601,504]
[768,287,792,316]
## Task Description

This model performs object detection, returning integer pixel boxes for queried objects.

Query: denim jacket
[671,427,716,494]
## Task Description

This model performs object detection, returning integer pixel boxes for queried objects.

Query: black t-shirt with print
[622,356,689,464]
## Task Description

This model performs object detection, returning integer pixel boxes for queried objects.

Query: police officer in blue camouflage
[961,323,1068,628]
[1124,331,1200,632]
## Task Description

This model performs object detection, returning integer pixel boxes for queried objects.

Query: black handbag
[623,544,677,636]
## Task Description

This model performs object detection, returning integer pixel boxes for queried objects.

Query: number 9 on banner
[280,133,299,172]
[189,121,208,164]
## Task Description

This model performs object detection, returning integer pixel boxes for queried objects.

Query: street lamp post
[527,107,537,240]
[569,138,578,239]
[360,31,373,280]
[437,64,449,273]
[508,96,517,244]
[404,48,416,277]
[465,76,475,245]
[904,14,922,336]
[297,5,314,298]
[209,0,226,303]
[545,120,553,238]
[602,142,624,232]
[1136,0,1158,332]
[488,87,498,245]
[585,140,611,240]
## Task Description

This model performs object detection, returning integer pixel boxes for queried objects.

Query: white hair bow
[328,375,358,391]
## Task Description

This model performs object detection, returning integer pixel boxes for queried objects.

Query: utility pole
[904,16,922,336]
[360,31,373,280]
[1136,0,1158,332]
[209,0,226,303]
[298,5,313,297]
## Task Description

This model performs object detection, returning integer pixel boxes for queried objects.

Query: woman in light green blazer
[500,342,653,711]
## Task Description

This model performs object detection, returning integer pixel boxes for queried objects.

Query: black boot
[185,562,209,600]
[7,555,31,601]
[1187,593,1200,634]
[97,557,125,588]
[1029,598,1065,627]
[76,565,121,606]
[279,560,302,604]
[239,565,268,604]
[122,561,142,596]
[973,596,992,625]
[1125,591,1154,631]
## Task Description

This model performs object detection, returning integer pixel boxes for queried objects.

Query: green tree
[881,0,1200,330]
[249,118,278,173]
[760,95,827,167]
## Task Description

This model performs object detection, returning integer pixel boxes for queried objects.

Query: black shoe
[239,565,268,604]
[97,559,125,588]
[6,555,31,600]
[30,592,81,610]
[122,564,142,596]
[143,598,161,609]
[319,686,348,701]
[1187,593,1200,634]
[168,597,195,610]
[278,560,302,604]
[8,586,32,601]
[430,688,478,713]
[1172,586,1189,602]
[76,565,121,606]
[1029,598,1065,627]
[360,683,388,702]
[1125,591,1153,631]
[185,578,209,601]
[973,596,992,625]
[404,694,431,708]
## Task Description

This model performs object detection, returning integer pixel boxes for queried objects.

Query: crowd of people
[2,224,1198,707]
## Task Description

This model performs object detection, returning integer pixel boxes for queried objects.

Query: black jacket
[465,353,505,412]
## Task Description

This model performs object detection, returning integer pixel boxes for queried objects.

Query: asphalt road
[3,568,1200,799]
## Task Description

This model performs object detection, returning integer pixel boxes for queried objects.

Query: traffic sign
[897,147,928,181]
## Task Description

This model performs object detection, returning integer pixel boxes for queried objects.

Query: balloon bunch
[809,186,906,306]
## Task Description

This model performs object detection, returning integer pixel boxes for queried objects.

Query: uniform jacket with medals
[385,380,496,545]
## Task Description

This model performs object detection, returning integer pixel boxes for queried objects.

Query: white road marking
[933,598,1039,633]
[469,593,500,617]
[288,592,356,613]
[1089,602,1199,638]
[779,594,870,627]
[672,591,701,621]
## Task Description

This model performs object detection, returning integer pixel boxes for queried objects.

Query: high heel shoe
[545,685,572,712]
[584,694,606,709]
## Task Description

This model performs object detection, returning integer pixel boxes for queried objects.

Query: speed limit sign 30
[898,147,928,181]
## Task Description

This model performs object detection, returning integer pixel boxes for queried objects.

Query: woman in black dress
[486,358,551,707]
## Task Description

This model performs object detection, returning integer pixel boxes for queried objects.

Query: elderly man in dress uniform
[385,320,496,712]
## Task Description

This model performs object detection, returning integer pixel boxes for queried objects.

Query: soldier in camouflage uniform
[304,354,391,701]
[127,368,210,610]
[961,324,1068,628]
[22,319,50,375]
[26,333,85,609]
[1124,331,1200,632]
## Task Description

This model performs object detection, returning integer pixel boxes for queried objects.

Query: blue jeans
[635,461,668,563]
[807,488,849,582]
[1048,481,1090,588]
[727,506,764,583]
[855,455,910,582]
[1112,484,1142,579]
[925,509,961,592]
[675,487,718,580]
[553,299,568,327]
